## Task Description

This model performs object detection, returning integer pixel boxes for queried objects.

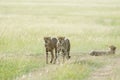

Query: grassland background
[0,0,120,80]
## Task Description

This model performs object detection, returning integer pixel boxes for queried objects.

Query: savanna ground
[0,0,120,80]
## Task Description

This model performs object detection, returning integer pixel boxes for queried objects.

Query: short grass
[38,55,109,80]
[0,54,46,80]
[19,55,108,80]
[0,0,120,80]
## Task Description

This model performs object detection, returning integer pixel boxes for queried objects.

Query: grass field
[0,0,120,80]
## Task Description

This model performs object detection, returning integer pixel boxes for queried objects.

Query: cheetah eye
[45,40,47,43]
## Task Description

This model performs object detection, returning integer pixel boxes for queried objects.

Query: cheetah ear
[109,45,116,50]
[57,36,62,40]
[61,37,65,40]
[44,37,51,40]
[47,37,51,40]
[63,37,65,40]
[57,36,65,40]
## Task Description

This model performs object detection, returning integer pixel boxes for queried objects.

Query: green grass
[0,55,46,80]
[0,0,120,80]
[47,64,91,80]
[40,56,107,80]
